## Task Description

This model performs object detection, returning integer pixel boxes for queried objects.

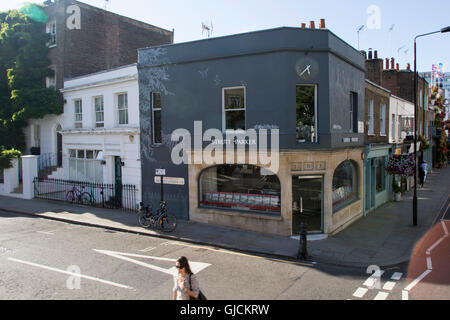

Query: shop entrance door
[292,175,323,234]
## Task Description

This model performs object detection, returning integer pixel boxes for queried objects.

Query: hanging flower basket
[385,154,415,177]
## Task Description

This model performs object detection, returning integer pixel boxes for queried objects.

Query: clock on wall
[295,57,319,81]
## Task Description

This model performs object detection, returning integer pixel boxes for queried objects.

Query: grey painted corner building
[137,27,367,236]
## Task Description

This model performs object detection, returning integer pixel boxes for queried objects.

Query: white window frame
[380,103,386,136]
[94,96,104,128]
[68,149,103,183]
[222,86,246,133]
[74,99,83,128]
[46,20,57,47]
[117,92,129,125]
[296,84,318,143]
[368,99,374,135]
[151,92,162,145]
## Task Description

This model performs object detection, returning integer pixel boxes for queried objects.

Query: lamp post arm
[414,30,441,41]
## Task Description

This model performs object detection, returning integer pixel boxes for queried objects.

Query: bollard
[297,222,310,260]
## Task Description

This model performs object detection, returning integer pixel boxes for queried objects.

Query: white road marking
[353,287,368,298]
[161,241,315,267]
[363,270,385,288]
[390,272,403,281]
[134,247,155,253]
[441,220,448,235]
[426,236,446,255]
[402,290,409,300]
[94,249,211,276]
[426,256,433,270]
[373,291,389,300]
[8,258,133,290]
[403,221,449,298]
[37,230,55,235]
[404,270,432,292]
[382,281,396,291]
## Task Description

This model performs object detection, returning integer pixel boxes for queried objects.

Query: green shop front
[363,144,391,215]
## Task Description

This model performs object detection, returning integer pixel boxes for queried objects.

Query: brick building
[42,0,173,89]
[364,50,430,138]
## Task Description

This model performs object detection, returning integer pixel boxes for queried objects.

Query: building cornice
[62,127,140,135]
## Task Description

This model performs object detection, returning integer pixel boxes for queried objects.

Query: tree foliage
[0,8,62,169]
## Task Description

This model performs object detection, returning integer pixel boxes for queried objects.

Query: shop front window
[332,160,358,211]
[376,157,386,192]
[199,164,281,214]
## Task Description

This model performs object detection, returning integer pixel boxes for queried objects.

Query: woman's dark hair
[177,256,193,275]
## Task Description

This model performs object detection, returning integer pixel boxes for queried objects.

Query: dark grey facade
[138,27,366,220]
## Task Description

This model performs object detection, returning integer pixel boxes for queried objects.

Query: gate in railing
[33,178,138,212]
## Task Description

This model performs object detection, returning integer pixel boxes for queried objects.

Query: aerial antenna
[202,21,214,38]
[104,0,110,10]
[397,45,405,61]
[389,24,395,57]
[357,25,365,50]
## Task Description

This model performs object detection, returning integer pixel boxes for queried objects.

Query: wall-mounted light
[101,160,106,165]
[129,135,134,143]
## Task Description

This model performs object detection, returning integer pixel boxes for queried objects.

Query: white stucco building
[389,94,414,144]
[24,64,141,205]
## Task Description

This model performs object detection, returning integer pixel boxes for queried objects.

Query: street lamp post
[413,26,450,226]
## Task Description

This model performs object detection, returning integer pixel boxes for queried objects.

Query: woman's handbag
[189,274,207,300]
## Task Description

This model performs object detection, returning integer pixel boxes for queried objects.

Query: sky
[1,0,449,73]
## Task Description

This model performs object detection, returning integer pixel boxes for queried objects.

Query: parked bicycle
[138,201,177,233]
[66,185,94,205]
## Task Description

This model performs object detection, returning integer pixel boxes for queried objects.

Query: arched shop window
[332,160,358,211]
[199,164,281,215]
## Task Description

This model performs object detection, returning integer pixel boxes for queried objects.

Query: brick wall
[44,0,173,89]
[365,81,390,144]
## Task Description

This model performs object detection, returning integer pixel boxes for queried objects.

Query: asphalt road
[0,210,446,300]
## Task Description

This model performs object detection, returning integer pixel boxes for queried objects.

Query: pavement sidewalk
[0,166,448,268]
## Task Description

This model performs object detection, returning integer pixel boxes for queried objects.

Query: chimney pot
[374,50,378,59]
[309,21,315,29]
[301,23,306,29]
[391,58,395,69]
[319,19,326,29]
[368,49,373,60]
[385,58,389,70]
[396,63,399,71]
[407,63,411,71]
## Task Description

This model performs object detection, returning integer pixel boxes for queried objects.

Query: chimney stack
[390,57,395,69]
[309,21,315,29]
[301,23,306,29]
[319,19,326,29]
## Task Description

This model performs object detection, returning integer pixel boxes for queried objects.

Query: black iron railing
[33,177,138,212]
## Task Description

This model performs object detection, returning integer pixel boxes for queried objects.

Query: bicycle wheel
[159,213,177,233]
[81,192,92,205]
[66,191,75,203]
[138,213,152,228]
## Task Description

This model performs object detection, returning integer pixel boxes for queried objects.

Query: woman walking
[173,256,199,300]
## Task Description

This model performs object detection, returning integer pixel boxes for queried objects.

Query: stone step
[38,166,59,179]
[11,184,23,194]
